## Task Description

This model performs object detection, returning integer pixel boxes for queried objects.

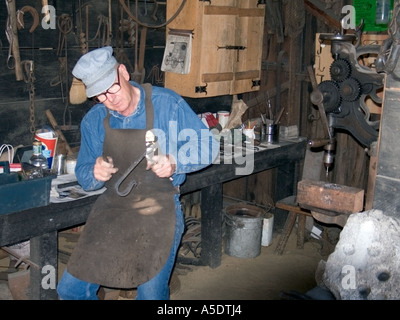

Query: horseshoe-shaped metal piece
[17,6,39,33]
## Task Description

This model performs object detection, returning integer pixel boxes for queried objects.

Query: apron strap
[142,83,154,130]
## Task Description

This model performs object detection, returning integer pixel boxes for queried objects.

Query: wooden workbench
[0,137,307,299]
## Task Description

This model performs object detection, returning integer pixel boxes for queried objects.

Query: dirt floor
[0,223,336,301]
[170,232,328,300]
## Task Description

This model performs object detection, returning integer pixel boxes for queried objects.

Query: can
[217,111,230,129]
[53,154,66,175]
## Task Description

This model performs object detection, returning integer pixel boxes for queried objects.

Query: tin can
[65,155,77,174]
[217,111,230,129]
[53,154,66,175]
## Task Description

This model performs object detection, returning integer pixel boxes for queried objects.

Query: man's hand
[94,156,119,181]
[146,154,176,179]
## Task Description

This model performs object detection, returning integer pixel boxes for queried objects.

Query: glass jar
[29,141,49,178]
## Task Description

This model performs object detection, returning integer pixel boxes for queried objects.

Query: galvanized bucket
[224,203,264,258]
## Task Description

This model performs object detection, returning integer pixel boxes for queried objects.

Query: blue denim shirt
[75,82,220,191]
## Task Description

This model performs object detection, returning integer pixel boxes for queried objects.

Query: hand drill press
[308,23,384,177]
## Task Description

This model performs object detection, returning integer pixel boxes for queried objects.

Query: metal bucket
[224,203,264,258]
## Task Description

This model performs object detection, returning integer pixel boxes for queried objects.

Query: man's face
[98,64,138,116]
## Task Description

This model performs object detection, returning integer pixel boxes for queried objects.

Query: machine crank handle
[307,65,332,141]
[308,138,330,148]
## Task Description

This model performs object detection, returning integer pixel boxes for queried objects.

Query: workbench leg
[200,183,223,269]
[30,231,58,300]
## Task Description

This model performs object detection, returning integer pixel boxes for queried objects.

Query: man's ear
[119,64,130,81]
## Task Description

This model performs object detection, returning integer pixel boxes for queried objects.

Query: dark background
[0,0,233,149]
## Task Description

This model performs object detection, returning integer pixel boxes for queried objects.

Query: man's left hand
[146,154,176,179]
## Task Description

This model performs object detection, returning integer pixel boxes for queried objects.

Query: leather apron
[67,84,177,288]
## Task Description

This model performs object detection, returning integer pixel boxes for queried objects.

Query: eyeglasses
[93,66,121,103]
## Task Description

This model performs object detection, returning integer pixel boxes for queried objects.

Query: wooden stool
[274,195,312,255]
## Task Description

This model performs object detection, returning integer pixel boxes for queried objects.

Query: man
[57,46,219,300]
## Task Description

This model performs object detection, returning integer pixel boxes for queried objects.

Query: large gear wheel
[339,77,362,102]
[317,80,341,113]
[330,58,352,82]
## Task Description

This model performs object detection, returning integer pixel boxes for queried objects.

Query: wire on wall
[118,0,187,29]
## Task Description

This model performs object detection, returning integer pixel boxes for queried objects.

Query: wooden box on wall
[164,0,265,98]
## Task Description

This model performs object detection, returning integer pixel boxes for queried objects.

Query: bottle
[376,0,391,25]
[29,140,49,176]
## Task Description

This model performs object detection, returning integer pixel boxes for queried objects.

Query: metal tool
[308,21,384,175]
[114,131,158,197]
[314,23,383,148]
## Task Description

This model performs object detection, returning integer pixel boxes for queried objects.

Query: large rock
[322,209,400,300]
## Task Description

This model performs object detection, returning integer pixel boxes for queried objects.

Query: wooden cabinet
[164,0,265,98]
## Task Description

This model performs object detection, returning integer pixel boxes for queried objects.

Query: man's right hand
[94,156,118,181]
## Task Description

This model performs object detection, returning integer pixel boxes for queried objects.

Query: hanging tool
[21,60,37,139]
[56,14,73,56]
[308,65,332,141]
[138,25,147,83]
[5,0,23,81]
[132,0,142,82]
[85,3,90,53]
[151,0,159,21]
[108,0,112,39]
[77,0,86,54]
[119,0,186,29]
[16,6,39,33]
